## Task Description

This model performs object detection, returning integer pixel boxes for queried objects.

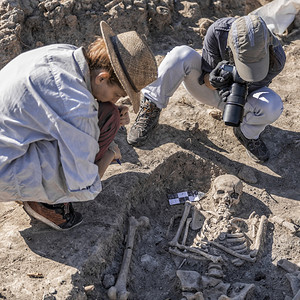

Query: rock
[65,15,77,28]
[199,18,214,40]
[182,291,205,300]
[228,282,255,299]
[102,274,115,289]
[286,271,300,296]
[176,270,201,292]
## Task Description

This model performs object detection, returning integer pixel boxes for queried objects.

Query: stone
[102,274,115,289]
[176,270,201,292]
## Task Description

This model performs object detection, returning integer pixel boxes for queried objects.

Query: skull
[212,174,243,212]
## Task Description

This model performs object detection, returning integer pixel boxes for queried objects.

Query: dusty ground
[0,0,300,300]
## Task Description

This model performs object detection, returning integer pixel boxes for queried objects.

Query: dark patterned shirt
[199,17,286,93]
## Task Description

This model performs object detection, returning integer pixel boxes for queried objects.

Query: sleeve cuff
[198,72,207,85]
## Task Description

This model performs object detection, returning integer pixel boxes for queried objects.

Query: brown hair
[85,37,122,87]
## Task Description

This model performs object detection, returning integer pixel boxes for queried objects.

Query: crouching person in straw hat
[127,15,286,163]
[0,21,157,230]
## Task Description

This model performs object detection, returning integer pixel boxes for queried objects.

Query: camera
[220,64,249,127]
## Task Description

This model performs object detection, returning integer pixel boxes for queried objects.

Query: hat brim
[233,52,269,82]
[100,21,140,113]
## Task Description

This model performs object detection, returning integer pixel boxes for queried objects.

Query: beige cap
[100,21,158,113]
[228,15,272,82]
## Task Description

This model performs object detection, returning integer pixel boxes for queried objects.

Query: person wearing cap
[127,15,286,163]
[0,21,157,230]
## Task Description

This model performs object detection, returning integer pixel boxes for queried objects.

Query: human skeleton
[168,174,268,299]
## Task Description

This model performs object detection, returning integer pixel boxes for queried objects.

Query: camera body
[220,64,249,127]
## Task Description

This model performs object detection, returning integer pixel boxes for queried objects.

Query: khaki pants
[142,45,283,139]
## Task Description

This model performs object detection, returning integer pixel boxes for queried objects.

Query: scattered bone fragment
[84,285,95,293]
[271,215,299,234]
[105,0,121,9]
[278,259,300,273]
[107,216,149,300]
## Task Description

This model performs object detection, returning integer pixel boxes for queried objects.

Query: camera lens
[222,83,248,127]
[223,104,244,126]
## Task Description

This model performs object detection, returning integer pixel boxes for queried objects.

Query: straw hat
[100,21,158,113]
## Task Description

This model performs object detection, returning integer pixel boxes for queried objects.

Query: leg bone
[166,213,181,239]
[169,201,192,247]
[182,217,192,246]
[250,215,268,257]
[108,216,149,300]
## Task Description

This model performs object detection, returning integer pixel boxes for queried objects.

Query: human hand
[218,87,231,102]
[118,105,130,127]
[108,141,122,161]
[209,60,233,90]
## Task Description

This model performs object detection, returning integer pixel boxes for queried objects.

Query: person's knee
[167,45,201,67]
[252,91,283,124]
